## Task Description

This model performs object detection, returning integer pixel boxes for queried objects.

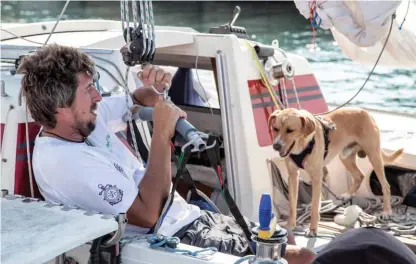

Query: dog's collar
[289,117,333,169]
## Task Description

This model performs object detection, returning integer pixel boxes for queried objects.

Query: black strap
[171,147,200,200]
[205,135,254,254]
[289,137,315,169]
[289,117,333,169]
[153,145,193,233]
[126,120,149,163]
[88,234,120,264]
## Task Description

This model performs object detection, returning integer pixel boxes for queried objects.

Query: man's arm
[131,87,162,107]
[126,133,171,227]
[125,100,187,227]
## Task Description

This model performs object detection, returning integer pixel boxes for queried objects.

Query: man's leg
[311,227,416,264]
[174,210,316,263]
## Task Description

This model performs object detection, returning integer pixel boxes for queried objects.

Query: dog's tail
[382,148,404,164]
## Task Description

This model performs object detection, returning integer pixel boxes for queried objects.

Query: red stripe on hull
[1,123,4,151]
[248,74,328,147]
[15,122,43,199]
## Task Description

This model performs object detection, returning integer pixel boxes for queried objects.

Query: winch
[245,193,289,264]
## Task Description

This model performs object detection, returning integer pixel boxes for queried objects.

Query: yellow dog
[268,107,403,236]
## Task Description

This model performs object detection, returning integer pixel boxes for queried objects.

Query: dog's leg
[286,160,300,231]
[339,152,365,200]
[360,143,392,217]
[304,166,323,237]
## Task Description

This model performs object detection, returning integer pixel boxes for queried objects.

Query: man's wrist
[151,128,172,144]
[131,92,142,105]
[132,87,162,107]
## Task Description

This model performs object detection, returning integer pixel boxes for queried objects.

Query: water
[2,1,415,115]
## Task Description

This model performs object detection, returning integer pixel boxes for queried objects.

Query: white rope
[186,189,222,214]
[143,0,151,59]
[295,195,416,236]
[291,79,301,109]
[138,0,146,58]
[1,105,14,180]
[281,78,289,108]
[120,0,142,163]
[148,0,156,56]
[24,104,35,198]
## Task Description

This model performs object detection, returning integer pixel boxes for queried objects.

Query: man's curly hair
[18,44,96,128]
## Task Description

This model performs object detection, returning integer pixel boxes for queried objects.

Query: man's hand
[152,100,187,140]
[132,64,173,107]
[139,64,172,92]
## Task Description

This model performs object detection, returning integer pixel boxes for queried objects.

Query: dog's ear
[299,111,316,137]
[268,110,280,133]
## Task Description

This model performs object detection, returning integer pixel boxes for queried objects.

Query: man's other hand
[153,101,187,140]
[138,64,172,93]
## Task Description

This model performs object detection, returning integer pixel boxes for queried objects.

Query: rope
[25,104,34,198]
[233,255,255,264]
[43,0,71,47]
[185,188,222,214]
[313,13,395,116]
[291,79,301,109]
[148,0,156,56]
[120,0,142,163]
[146,234,218,256]
[138,0,146,58]
[280,78,289,108]
[244,41,283,111]
[119,234,217,262]
[144,0,151,59]
[295,195,416,236]
[0,105,14,178]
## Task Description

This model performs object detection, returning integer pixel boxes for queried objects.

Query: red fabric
[248,74,329,147]
[0,123,4,151]
[14,122,43,199]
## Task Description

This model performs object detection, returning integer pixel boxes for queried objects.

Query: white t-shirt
[32,93,201,237]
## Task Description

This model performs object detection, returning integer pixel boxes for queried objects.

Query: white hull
[1,19,415,264]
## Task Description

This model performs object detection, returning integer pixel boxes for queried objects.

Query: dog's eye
[286,128,294,133]
[274,127,279,133]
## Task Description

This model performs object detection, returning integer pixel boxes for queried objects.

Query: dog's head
[268,108,316,157]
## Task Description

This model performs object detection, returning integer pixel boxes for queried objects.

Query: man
[18,44,315,263]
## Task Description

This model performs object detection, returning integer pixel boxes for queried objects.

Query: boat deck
[293,221,416,253]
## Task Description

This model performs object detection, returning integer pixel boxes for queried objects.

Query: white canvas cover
[294,0,416,68]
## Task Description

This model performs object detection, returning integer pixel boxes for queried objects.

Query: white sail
[294,0,416,68]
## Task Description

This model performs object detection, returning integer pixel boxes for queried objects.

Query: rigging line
[94,64,124,88]
[90,55,126,86]
[194,36,214,116]
[0,28,44,45]
[313,13,395,116]
[43,0,71,47]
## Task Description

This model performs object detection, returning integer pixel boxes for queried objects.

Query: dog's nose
[273,141,282,151]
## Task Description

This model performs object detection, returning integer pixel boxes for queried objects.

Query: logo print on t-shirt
[98,184,123,206]
[105,134,112,150]
[113,162,124,173]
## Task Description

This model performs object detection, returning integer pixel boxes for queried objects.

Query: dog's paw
[380,210,393,220]
[338,192,352,201]
[305,229,317,238]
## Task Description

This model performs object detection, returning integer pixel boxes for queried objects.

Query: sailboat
[1,1,415,263]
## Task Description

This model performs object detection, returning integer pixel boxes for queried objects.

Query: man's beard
[76,120,96,138]
[73,104,97,139]
[82,121,96,138]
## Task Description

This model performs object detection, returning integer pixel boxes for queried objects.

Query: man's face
[69,72,102,137]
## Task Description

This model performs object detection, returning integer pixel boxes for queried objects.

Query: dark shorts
[312,227,416,264]
[173,210,257,257]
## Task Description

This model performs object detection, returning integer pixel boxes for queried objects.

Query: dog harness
[289,117,333,169]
